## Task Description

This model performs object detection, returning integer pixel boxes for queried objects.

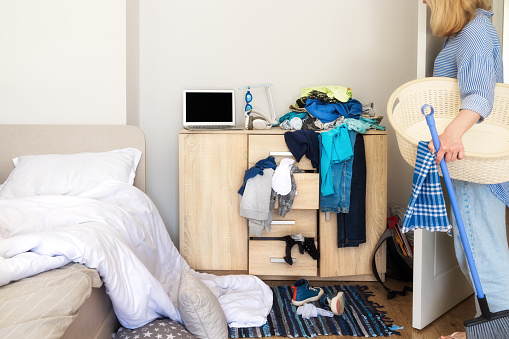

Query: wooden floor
[264,277,475,339]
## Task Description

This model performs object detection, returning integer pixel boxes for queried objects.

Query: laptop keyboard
[185,125,242,130]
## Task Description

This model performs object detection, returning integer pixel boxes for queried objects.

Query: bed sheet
[0,263,101,339]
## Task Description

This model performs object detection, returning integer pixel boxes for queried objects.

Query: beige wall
[139,0,420,245]
[0,0,126,124]
[0,0,424,246]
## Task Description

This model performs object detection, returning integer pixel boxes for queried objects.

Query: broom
[422,104,509,339]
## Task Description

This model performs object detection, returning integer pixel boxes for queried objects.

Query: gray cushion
[116,318,196,339]
[177,269,228,339]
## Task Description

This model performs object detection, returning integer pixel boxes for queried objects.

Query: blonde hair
[427,0,491,37]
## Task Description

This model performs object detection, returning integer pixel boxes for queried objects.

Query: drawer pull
[269,151,293,157]
[271,258,296,263]
[271,220,296,225]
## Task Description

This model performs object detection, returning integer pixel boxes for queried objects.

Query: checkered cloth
[402,141,451,233]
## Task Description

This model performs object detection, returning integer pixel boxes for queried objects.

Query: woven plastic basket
[387,77,509,184]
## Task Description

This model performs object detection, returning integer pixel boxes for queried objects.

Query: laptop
[183,89,242,130]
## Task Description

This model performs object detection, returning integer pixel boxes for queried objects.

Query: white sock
[272,158,294,195]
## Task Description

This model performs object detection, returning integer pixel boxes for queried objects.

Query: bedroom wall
[0,0,126,124]
[138,0,420,245]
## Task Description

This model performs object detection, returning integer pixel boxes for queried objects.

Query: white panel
[0,0,126,124]
[412,231,473,330]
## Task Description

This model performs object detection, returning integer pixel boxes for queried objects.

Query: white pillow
[0,148,142,199]
[177,268,228,339]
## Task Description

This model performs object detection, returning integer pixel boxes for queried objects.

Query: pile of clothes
[279,85,383,132]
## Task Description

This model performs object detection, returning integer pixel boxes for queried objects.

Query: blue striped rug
[230,285,401,338]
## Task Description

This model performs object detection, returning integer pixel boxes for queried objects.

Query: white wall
[0,0,126,124]
[139,0,420,245]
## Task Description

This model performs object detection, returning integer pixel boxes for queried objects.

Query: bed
[0,125,146,339]
[0,124,273,339]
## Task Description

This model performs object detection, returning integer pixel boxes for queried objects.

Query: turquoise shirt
[320,124,353,196]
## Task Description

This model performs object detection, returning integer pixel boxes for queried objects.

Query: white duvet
[0,182,273,329]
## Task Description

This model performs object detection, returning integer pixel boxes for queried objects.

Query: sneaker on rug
[320,291,345,316]
[291,279,324,306]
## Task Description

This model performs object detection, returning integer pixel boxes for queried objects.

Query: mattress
[0,263,105,339]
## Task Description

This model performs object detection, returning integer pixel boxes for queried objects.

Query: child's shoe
[320,292,345,315]
[291,279,324,306]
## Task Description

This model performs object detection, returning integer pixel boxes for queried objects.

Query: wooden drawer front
[273,173,319,210]
[251,210,317,238]
[249,240,317,276]
[248,135,315,170]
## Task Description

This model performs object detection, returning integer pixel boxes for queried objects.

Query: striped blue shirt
[433,9,509,207]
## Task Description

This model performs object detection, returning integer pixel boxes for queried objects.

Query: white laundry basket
[387,77,509,184]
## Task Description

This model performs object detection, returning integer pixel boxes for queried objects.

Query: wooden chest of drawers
[179,129,387,281]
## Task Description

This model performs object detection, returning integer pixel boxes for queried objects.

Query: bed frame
[0,124,146,339]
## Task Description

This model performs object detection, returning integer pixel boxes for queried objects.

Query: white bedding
[0,181,272,329]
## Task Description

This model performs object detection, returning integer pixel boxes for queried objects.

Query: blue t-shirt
[433,9,509,206]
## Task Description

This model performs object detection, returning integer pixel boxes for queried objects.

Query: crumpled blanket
[0,181,273,329]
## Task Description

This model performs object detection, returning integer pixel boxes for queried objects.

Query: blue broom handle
[421,104,485,299]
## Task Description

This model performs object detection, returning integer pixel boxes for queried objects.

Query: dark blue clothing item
[283,130,320,169]
[338,133,366,248]
[238,156,277,196]
[305,99,362,123]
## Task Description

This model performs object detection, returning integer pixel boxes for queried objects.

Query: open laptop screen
[183,90,235,125]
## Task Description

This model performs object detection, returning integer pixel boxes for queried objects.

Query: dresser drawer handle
[269,151,293,157]
[270,258,296,263]
[271,220,296,225]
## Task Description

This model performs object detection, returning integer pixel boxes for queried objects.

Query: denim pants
[319,130,357,213]
[451,179,509,316]
[337,134,366,247]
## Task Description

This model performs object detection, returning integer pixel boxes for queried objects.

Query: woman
[423,1,509,338]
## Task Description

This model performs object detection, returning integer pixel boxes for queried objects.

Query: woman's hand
[428,128,465,163]
[427,109,480,164]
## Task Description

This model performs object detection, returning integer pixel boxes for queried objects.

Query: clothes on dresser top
[304,98,362,123]
[278,112,309,125]
[280,117,303,130]
[239,168,275,237]
[238,156,277,196]
[343,117,386,134]
[300,86,353,103]
[402,141,451,234]
[272,158,295,195]
[362,102,375,117]
[289,104,308,113]
[301,115,345,131]
[338,133,366,247]
[319,125,354,198]
[284,130,320,169]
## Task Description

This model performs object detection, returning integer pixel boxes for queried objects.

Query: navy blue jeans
[337,133,366,248]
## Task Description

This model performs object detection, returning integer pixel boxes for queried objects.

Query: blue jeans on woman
[451,179,509,316]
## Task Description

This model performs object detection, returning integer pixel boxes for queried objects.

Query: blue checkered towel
[402,141,451,234]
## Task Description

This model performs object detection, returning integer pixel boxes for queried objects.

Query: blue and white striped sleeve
[456,31,497,122]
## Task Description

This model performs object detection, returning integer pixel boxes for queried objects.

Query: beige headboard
[0,125,146,192]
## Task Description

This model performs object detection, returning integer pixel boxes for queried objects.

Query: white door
[412,230,472,329]
[411,3,486,329]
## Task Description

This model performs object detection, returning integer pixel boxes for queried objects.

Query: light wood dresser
[179,128,387,281]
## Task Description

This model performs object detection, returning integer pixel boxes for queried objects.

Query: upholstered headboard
[0,125,146,192]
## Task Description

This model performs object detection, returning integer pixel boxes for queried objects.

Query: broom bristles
[465,310,509,339]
